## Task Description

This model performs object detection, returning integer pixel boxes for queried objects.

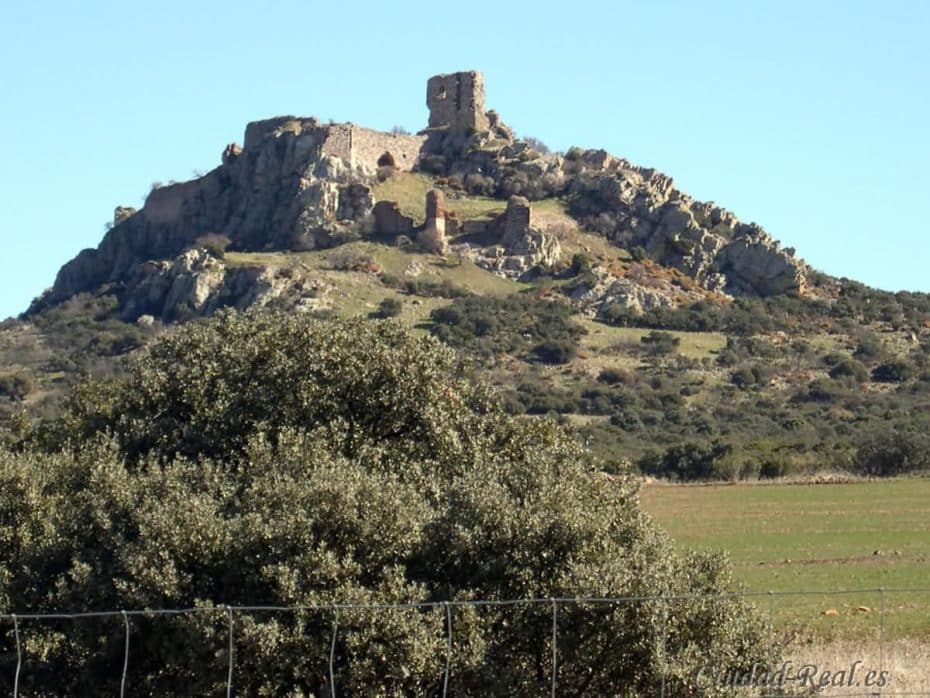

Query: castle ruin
[232,71,492,178]
[426,71,489,132]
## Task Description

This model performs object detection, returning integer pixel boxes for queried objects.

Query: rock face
[426,127,806,296]
[458,196,562,278]
[38,70,807,320]
[122,249,329,322]
[43,118,421,308]
[717,229,806,296]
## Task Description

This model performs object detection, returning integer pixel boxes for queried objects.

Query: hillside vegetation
[6,233,930,483]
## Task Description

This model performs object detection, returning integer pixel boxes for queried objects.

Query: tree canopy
[2,311,769,695]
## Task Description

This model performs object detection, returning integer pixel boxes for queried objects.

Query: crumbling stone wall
[427,71,489,132]
[243,119,424,174]
[143,175,223,226]
[323,125,425,173]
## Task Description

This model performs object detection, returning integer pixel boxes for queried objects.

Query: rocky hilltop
[34,71,806,321]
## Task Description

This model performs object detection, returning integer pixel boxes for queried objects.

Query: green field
[641,480,930,640]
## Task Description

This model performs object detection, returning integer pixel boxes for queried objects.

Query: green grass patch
[227,243,527,320]
[641,480,930,639]
[580,321,726,360]
[370,172,435,224]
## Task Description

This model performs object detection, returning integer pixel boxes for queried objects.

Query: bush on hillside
[0,373,35,402]
[640,330,680,356]
[429,294,585,360]
[871,360,915,383]
[853,428,930,477]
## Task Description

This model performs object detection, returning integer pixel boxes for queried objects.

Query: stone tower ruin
[426,71,489,132]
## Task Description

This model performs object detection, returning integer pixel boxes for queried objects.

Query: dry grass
[784,638,930,695]
[579,320,727,360]
[225,243,526,324]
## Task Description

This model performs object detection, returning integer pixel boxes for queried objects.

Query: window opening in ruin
[377,152,396,168]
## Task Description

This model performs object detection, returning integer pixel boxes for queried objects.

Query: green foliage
[376,296,403,318]
[0,312,769,694]
[569,252,592,276]
[194,232,232,259]
[871,359,915,383]
[532,338,577,364]
[828,357,869,382]
[381,273,471,299]
[639,441,735,481]
[55,311,491,466]
[853,428,930,477]
[853,330,885,361]
[429,294,585,361]
[729,363,773,390]
[640,330,680,356]
[0,373,35,401]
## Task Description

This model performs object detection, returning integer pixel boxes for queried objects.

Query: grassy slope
[641,480,930,640]
[226,242,529,322]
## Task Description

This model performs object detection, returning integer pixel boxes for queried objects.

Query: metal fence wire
[1,587,928,697]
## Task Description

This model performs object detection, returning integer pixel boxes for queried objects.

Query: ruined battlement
[321,124,425,173]
[242,118,426,175]
[426,71,489,132]
[239,71,492,176]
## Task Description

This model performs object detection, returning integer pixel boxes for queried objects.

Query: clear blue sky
[1,1,928,320]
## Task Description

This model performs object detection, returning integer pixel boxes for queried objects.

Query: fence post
[659,597,669,698]
[551,600,558,698]
[768,591,775,658]
[442,602,452,698]
[226,605,233,698]
[329,608,340,698]
[879,587,885,686]
[12,614,21,698]
[120,611,130,698]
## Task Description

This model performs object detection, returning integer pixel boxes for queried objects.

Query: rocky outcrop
[717,227,806,296]
[38,71,807,320]
[121,249,330,322]
[418,99,806,297]
[41,120,383,310]
[569,268,676,317]
[458,196,562,278]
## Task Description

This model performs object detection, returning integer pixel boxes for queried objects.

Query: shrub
[638,441,734,481]
[329,247,375,271]
[429,294,584,360]
[533,338,577,364]
[597,367,629,385]
[569,252,592,276]
[640,330,680,356]
[730,363,774,390]
[828,358,869,382]
[522,136,551,154]
[0,373,35,402]
[194,233,231,259]
[854,428,930,476]
[376,297,403,319]
[2,312,770,694]
[871,360,915,383]
[853,331,884,361]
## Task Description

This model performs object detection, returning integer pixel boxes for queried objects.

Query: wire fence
[2,587,929,697]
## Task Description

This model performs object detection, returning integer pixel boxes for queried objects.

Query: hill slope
[5,70,930,480]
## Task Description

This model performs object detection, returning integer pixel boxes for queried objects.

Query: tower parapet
[426,71,489,132]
